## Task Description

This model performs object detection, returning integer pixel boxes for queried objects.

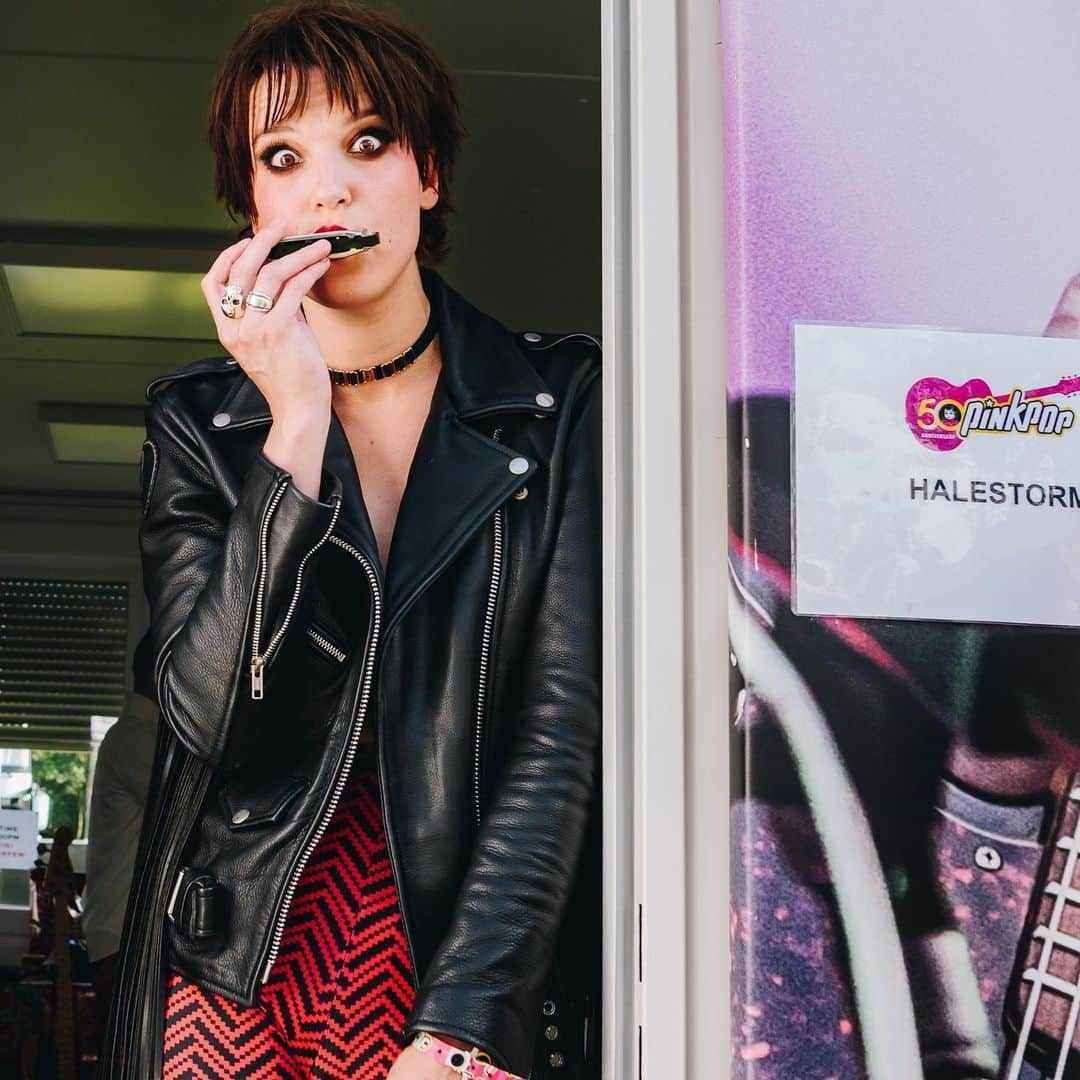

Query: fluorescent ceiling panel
[5,265,216,340]
[47,421,144,464]
[46,421,145,465]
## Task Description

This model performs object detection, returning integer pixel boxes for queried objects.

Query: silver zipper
[250,482,343,698]
[260,533,381,983]
[250,479,288,698]
[306,626,346,662]
[474,427,506,827]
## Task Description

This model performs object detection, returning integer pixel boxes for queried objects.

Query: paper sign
[0,809,38,869]
[792,323,1080,627]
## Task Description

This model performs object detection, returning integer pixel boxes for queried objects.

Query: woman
[100,3,602,1078]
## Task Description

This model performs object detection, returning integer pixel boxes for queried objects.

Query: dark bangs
[207,1,464,263]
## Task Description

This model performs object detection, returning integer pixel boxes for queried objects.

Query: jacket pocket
[169,868,223,941]
[219,774,309,831]
[305,620,348,665]
[298,620,350,743]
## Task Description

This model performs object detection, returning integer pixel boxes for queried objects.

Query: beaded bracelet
[410,1031,525,1079]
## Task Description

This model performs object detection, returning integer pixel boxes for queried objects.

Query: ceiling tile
[46,421,145,466]
[6,266,214,340]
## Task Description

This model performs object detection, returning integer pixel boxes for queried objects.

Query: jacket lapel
[383,371,525,628]
[206,374,381,561]
[323,407,380,561]
[384,270,556,629]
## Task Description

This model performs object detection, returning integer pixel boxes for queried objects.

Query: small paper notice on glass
[792,322,1080,628]
[0,809,38,870]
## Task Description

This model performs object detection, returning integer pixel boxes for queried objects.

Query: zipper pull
[251,656,265,700]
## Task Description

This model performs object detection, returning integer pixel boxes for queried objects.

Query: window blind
[0,578,128,750]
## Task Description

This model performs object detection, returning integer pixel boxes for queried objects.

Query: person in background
[82,631,158,1030]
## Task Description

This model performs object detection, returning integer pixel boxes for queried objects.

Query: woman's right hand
[200,218,335,423]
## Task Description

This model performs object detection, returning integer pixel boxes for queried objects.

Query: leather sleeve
[139,393,342,770]
[403,369,602,1074]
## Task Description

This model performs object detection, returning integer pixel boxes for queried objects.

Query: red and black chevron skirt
[162,748,417,1079]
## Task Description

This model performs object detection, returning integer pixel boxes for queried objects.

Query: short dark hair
[207,0,465,264]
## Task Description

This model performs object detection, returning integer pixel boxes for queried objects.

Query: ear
[419,152,440,211]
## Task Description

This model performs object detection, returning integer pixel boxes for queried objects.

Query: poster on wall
[724,4,1080,1078]
[0,809,38,870]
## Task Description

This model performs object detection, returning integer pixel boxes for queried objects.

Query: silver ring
[220,283,245,319]
[245,290,274,313]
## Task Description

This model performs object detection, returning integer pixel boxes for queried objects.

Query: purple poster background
[723,2,1080,398]
[724,6,1080,1077]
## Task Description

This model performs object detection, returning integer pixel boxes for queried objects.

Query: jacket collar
[205,268,554,431]
[207,269,553,627]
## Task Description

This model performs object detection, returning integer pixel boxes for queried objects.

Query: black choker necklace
[327,306,438,386]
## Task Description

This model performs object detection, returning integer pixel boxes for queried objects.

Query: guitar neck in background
[1006,768,1080,1077]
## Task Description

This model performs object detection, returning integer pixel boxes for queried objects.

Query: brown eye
[267,147,300,169]
[350,128,392,155]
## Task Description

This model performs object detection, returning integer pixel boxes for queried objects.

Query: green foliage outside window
[31,751,89,838]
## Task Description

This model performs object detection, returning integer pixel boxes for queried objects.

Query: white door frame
[601,0,728,1075]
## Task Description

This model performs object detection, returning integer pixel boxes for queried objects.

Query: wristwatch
[410,1031,525,1078]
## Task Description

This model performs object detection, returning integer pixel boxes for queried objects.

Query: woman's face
[248,68,438,308]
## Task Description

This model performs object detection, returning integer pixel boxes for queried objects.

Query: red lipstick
[314,225,347,233]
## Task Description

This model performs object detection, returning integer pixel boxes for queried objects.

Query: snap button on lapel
[212,412,231,427]
[535,392,555,408]
[231,808,250,824]
[508,457,529,475]
[523,332,542,343]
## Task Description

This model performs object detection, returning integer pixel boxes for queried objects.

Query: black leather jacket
[102,269,602,1080]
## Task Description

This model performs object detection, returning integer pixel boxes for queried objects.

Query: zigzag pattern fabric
[162,755,417,1079]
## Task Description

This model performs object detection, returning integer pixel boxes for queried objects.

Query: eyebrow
[254,109,382,143]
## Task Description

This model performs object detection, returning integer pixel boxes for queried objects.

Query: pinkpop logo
[904,375,1080,452]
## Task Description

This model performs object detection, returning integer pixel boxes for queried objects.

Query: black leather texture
[101,269,602,1079]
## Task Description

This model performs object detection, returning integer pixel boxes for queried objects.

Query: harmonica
[267,229,380,261]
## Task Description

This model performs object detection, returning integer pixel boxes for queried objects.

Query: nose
[314,184,350,211]
[310,157,352,212]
